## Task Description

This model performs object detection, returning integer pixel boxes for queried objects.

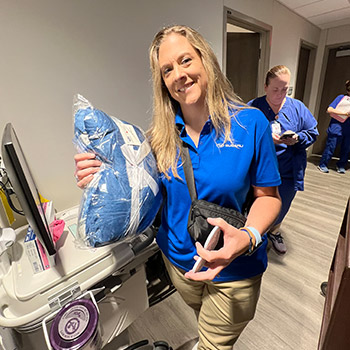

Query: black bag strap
[182,143,198,201]
[182,142,254,216]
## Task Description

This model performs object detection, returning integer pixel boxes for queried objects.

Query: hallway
[128,155,350,350]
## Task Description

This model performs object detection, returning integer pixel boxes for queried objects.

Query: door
[295,46,310,102]
[313,47,350,157]
[226,32,260,103]
[295,43,316,107]
[225,8,271,104]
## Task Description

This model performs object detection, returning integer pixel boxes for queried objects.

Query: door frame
[315,42,350,120]
[295,39,317,107]
[312,42,350,157]
[223,6,272,97]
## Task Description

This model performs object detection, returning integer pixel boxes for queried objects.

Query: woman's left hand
[184,217,250,281]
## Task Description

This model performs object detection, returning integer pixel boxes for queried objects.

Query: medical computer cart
[0,123,173,349]
[0,206,167,349]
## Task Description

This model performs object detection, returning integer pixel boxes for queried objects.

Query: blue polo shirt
[248,96,318,190]
[156,107,281,282]
[327,94,350,136]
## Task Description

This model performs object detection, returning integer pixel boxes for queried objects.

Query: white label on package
[115,120,141,146]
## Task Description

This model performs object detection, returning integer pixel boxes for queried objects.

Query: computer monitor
[1,123,56,255]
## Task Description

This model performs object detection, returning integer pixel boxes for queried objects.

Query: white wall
[0,0,223,213]
[325,24,350,46]
[0,0,330,216]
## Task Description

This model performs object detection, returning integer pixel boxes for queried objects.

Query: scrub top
[248,96,318,190]
[327,94,350,136]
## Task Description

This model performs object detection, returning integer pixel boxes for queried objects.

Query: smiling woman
[158,33,208,127]
[148,25,245,178]
[145,25,282,349]
[75,25,282,350]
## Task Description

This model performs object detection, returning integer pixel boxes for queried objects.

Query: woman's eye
[182,57,191,65]
[163,67,171,75]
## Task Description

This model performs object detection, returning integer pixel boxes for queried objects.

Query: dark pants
[274,177,297,226]
[320,133,350,168]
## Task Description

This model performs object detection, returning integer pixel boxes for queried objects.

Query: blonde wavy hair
[148,25,244,179]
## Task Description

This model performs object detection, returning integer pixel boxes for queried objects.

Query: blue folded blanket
[73,94,162,247]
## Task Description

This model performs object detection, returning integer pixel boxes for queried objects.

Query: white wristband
[246,226,262,247]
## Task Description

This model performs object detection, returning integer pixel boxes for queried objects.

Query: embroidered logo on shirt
[216,141,243,149]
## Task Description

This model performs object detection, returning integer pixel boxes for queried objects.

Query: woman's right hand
[184,217,250,281]
[74,152,102,189]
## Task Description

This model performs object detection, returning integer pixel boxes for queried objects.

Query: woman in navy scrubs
[248,65,318,254]
[75,26,282,349]
[318,80,350,174]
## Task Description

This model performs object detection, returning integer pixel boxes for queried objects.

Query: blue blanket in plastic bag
[73,94,162,247]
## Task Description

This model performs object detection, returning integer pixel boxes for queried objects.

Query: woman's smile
[178,82,194,93]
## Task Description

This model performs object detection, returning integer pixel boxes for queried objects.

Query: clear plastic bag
[73,94,162,248]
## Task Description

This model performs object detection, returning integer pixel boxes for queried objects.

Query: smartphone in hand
[191,226,221,273]
[280,130,296,139]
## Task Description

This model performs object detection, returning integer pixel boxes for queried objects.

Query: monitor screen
[1,123,56,255]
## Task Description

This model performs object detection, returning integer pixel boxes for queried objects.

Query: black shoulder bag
[182,144,251,247]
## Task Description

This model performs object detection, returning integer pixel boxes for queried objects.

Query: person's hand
[184,217,250,281]
[74,152,102,189]
[272,132,283,144]
[272,132,298,146]
[281,133,298,146]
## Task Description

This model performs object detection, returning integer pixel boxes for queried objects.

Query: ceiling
[277,0,350,29]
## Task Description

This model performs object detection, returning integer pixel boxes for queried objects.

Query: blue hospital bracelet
[246,226,262,247]
[239,228,254,254]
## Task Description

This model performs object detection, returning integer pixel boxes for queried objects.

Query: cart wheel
[153,340,172,350]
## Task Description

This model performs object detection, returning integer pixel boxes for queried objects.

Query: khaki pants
[162,255,262,350]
